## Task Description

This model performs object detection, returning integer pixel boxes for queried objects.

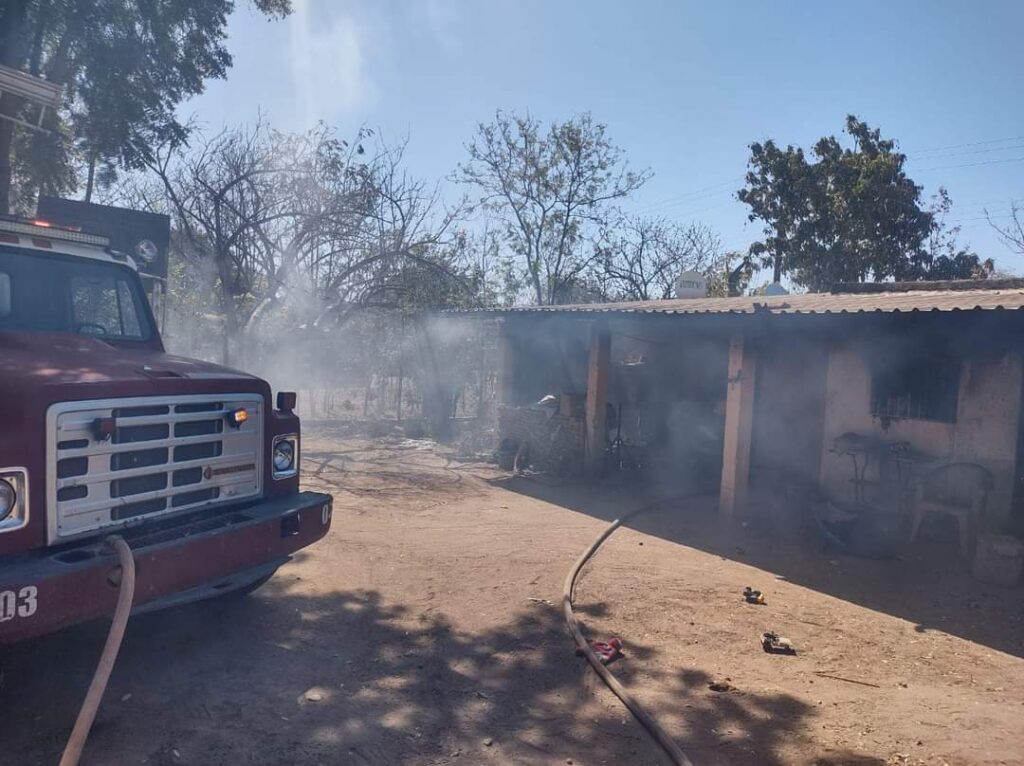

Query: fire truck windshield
[0,246,154,341]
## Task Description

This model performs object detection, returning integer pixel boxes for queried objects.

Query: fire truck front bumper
[0,491,333,645]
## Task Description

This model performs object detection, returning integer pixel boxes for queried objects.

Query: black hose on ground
[562,500,695,766]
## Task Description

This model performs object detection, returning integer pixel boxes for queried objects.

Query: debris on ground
[743,586,767,605]
[813,671,881,688]
[762,631,797,655]
[708,679,735,692]
[300,687,327,703]
[575,637,624,665]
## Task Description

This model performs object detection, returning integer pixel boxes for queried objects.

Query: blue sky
[185,0,1024,275]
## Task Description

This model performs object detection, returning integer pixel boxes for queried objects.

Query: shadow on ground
[493,475,1024,661]
[3,567,849,766]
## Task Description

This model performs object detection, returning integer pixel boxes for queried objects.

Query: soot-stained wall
[819,341,1023,522]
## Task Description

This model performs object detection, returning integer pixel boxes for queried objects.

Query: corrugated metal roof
[453,288,1024,316]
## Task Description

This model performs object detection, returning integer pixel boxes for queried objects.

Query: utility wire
[941,197,1023,209]
[907,143,1024,161]
[905,134,1024,155]
[915,156,1024,172]
[633,178,743,214]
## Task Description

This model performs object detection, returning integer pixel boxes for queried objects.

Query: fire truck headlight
[0,479,16,521]
[272,436,297,478]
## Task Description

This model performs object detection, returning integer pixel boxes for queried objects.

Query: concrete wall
[819,341,1022,522]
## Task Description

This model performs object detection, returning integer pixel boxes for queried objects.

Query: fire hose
[54,513,688,764]
[59,535,136,766]
[562,502,695,766]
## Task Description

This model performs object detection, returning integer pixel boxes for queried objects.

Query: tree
[125,123,470,367]
[310,138,468,325]
[0,0,291,213]
[988,202,1024,261]
[593,217,724,301]
[736,141,815,284]
[708,251,756,297]
[922,189,993,280]
[738,116,988,291]
[455,111,649,305]
[142,122,310,365]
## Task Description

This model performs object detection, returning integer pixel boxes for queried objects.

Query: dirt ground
[3,426,1024,765]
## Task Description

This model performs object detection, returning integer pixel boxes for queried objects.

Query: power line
[945,197,1024,209]
[641,191,738,217]
[947,212,1018,224]
[906,134,1024,156]
[662,199,735,220]
[908,143,1024,161]
[633,177,743,214]
[916,156,1024,172]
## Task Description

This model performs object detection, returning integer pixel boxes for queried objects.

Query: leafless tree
[989,202,1024,260]
[593,217,724,301]
[141,121,331,364]
[454,111,650,305]
[122,122,469,368]
[310,140,466,328]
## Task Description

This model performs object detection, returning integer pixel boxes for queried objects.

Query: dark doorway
[750,337,829,493]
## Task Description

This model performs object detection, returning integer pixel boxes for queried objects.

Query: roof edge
[831,278,1024,294]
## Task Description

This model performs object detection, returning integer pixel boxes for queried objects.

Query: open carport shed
[456,280,1024,531]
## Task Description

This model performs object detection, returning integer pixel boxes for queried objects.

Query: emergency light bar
[0,217,110,248]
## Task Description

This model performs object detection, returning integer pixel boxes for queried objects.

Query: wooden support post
[720,333,757,517]
[585,321,611,474]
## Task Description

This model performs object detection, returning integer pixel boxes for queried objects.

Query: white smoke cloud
[288,0,372,124]
[420,0,461,52]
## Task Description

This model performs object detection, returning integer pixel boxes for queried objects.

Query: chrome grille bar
[47,394,264,542]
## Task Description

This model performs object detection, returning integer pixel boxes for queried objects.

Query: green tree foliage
[0,0,291,213]
[925,188,993,280]
[736,141,815,284]
[738,116,990,291]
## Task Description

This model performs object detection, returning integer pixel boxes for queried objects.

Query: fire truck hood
[0,331,259,390]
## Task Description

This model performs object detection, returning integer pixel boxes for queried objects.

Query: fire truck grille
[47,394,263,542]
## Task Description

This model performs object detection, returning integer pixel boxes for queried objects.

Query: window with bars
[870,349,961,424]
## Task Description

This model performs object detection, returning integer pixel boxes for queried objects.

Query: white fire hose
[59,535,136,766]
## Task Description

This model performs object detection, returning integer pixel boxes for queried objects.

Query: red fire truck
[0,215,332,644]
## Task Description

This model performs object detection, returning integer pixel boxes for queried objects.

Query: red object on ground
[583,637,623,665]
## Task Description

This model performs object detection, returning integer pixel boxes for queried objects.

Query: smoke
[288,1,371,124]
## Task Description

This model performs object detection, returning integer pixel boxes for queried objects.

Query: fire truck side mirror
[277,391,297,414]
